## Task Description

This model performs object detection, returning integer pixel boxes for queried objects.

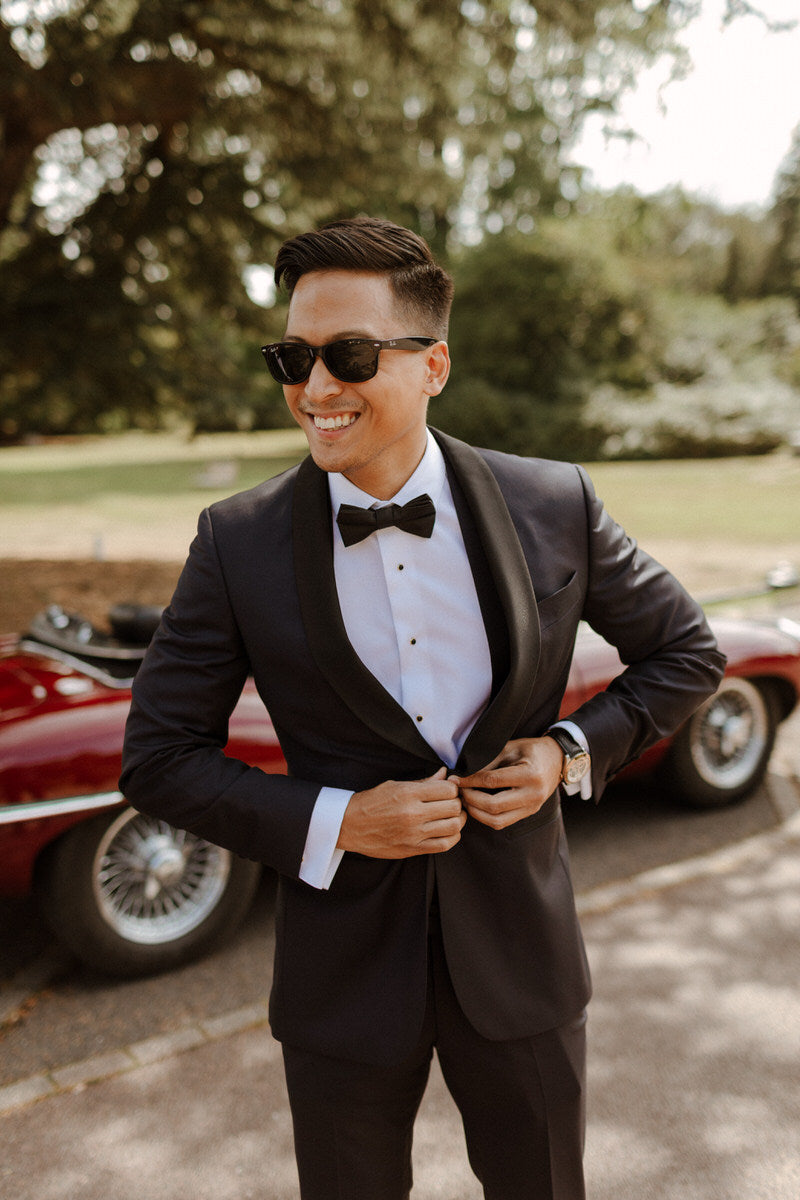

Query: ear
[423,341,450,397]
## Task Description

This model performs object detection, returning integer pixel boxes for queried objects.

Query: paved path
[2,786,799,1199]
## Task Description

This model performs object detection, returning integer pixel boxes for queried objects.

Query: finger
[417,832,462,854]
[419,780,461,802]
[452,740,527,783]
[455,763,531,791]
[419,766,460,801]
[418,811,467,852]
[452,756,526,788]
[422,809,467,837]
[427,766,448,780]
[421,797,464,820]
[459,785,522,815]
[449,763,498,787]
[465,803,531,830]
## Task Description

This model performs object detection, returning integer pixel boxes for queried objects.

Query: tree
[0,0,696,438]
[435,223,661,458]
[761,124,800,305]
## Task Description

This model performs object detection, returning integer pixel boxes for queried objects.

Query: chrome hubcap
[142,836,187,896]
[689,678,768,790]
[92,810,232,944]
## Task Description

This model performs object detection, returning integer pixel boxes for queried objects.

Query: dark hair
[274,216,454,340]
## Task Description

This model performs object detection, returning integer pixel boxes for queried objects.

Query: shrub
[437,226,660,458]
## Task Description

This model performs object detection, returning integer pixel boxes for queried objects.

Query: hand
[337,767,466,859]
[449,737,563,831]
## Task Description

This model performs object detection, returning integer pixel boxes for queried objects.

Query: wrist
[545,727,591,787]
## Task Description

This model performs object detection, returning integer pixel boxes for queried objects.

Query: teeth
[313,413,358,430]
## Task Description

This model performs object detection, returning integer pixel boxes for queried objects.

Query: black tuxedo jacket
[120,429,725,1064]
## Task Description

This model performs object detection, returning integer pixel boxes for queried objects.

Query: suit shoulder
[476,446,588,506]
[432,426,592,520]
[206,460,302,532]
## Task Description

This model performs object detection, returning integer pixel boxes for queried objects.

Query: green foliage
[761,123,800,305]
[573,186,776,299]
[435,210,800,462]
[0,0,690,439]
[583,295,800,460]
[435,224,660,457]
[1,1,789,452]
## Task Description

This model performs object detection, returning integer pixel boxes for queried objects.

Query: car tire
[37,806,261,977]
[661,677,779,808]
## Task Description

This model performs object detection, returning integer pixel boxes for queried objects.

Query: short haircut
[274,216,454,340]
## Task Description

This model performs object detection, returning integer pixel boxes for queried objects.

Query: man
[120,216,725,1199]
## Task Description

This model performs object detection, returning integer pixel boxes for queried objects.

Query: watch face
[564,754,590,785]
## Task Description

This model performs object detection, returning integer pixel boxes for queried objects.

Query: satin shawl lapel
[291,454,440,765]
[432,429,541,775]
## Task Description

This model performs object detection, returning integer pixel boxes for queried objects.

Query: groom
[121,216,725,1199]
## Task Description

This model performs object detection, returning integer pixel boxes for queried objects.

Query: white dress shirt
[298,431,590,889]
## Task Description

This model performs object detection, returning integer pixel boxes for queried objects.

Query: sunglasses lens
[263,339,382,384]
[324,341,378,382]
[265,344,314,384]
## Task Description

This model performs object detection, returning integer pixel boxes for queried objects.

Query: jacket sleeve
[565,466,727,798]
[119,507,321,878]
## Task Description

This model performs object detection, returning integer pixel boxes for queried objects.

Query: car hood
[0,656,51,719]
[709,614,800,663]
[0,646,99,725]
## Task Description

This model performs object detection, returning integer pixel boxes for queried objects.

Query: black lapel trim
[432,429,542,774]
[291,454,440,765]
[445,467,510,698]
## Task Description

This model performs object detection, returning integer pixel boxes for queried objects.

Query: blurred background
[1,0,799,618]
[3,10,800,1173]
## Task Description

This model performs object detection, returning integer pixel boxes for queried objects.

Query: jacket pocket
[536,571,581,631]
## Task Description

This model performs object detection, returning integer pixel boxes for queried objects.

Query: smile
[312,413,360,430]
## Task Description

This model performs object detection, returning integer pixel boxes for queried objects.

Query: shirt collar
[328,428,447,512]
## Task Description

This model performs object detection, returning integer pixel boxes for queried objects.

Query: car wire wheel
[38,806,262,976]
[91,809,232,944]
[688,678,769,788]
[663,676,778,807]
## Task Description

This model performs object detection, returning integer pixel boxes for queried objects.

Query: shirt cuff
[298,787,352,889]
[549,720,593,801]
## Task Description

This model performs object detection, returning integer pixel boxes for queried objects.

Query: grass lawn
[0,430,307,561]
[0,428,307,503]
[586,454,799,544]
[0,433,798,592]
[0,453,304,506]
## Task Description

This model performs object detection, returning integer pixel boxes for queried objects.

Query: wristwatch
[546,727,591,787]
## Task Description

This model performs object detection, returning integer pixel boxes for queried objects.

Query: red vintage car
[2,600,800,978]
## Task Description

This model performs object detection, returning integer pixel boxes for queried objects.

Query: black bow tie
[336,493,436,547]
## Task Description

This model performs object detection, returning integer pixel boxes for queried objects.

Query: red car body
[2,606,799,975]
[0,638,285,897]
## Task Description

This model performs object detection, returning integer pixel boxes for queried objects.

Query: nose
[302,354,342,402]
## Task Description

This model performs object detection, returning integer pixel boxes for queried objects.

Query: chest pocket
[534,571,583,686]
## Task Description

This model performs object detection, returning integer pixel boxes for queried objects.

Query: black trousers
[282,915,587,1200]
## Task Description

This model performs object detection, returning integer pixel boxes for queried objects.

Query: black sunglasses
[261,336,436,385]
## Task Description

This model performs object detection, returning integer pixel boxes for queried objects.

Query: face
[282,270,450,499]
